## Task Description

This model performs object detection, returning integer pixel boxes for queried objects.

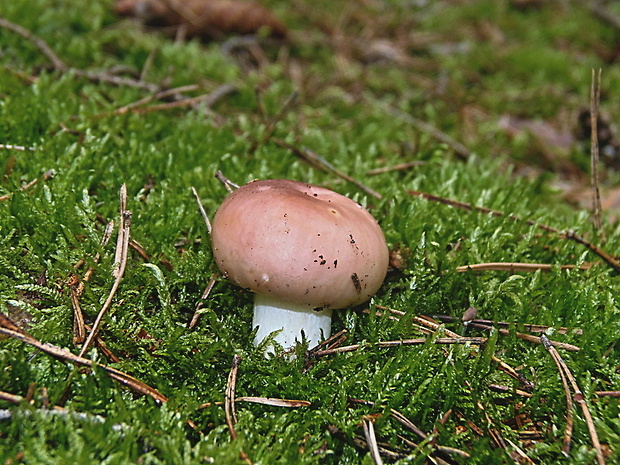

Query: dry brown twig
[0,17,67,70]
[0,143,35,151]
[349,398,470,462]
[79,185,131,357]
[199,397,311,409]
[380,103,471,161]
[432,314,582,336]
[70,221,115,344]
[590,68,604,235]
[408,190,620,274]
[0,169,55,202]
[362,417,384,465]
[224,355,253,465]
[541,335,606,465]
[249,91,299,154]
[215,170,239,192]
[0,313,168,403]
[272,138,383,200]
[456,262,593,273]
[310,337,488,357]
[378,307,535,389]
[191,186,213,235]
[188,275,218,329]
[466,321,580,352]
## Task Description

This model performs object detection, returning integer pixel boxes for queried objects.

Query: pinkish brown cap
[211,179,389,310]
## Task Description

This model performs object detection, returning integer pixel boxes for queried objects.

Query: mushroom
[211,179,389,351]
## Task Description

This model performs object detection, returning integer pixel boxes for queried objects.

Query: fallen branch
[191,186,212,235]
[0,143,35,151]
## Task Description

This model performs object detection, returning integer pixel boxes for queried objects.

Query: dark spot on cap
[351,273,362,294]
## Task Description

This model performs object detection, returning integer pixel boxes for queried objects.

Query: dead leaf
[115,0,287,40]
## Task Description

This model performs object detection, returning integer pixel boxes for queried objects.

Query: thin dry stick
[79,186,131,357]
[224,355,253,465]
[432,314,581,335]
[188,275,218,329]
[590,68,604,234]
[407,190,620,274]
[367,161,425,176]
[467,321,580,352]
[380,307,534,388]
[349,398,471,461]
[191,186,212,235]
[0,17,67,70]
[272,138,382,200]
[225,355,241,433]
[456,262,592,273]
[70,221,115,344]
[311,337,487,356]
[249,91,299,154]
[215,170,239,192]
[542,333,575,456]
[0,315,168,403]
[541,335,606,465]
[0,169,55,202]
[0,143,35,151]
[127,84,236,115]
[362,418,384,465]
[102,84,200,117]
[380,103,471,161]
[198,396,311,409]
[0,16,158,93]
[307,329,349,354]
[139,48,157,82]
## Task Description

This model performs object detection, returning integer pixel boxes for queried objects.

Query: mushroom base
[252,293,332,351]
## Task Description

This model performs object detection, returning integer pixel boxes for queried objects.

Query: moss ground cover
[1,0,619,463]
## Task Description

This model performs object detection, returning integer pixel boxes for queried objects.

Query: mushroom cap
[211,179,389,310]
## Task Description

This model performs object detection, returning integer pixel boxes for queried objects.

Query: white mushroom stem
[252,293,332,350]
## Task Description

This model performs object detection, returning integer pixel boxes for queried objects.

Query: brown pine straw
[70,221,115,344]
[374,306,535,390]
[541,335,606,465]
[362,417,384,465]
[79,185,131,357]
[0,169,55,202]
[456,262,593,273]
[224,355,253,465]
[0,313,168,404]
[407,190,620,274]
